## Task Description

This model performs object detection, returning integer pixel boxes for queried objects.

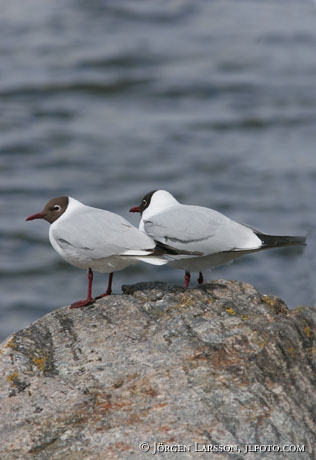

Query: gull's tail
[135,241,203,266]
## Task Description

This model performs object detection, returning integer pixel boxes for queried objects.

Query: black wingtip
[256,233,306,249]
[154,241,203,257]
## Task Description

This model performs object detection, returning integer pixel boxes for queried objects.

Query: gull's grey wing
[52,206,156,260]
[143,205,262,254]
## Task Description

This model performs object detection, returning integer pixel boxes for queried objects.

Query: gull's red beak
[129,206,140,213]
[26,212,44,221]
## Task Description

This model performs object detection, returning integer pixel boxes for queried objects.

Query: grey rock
[0,280,315,459]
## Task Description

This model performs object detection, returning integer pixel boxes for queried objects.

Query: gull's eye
[142,199,147,207]
[51,204,61,212]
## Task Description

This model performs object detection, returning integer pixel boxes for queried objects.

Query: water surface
[1,0,316,341]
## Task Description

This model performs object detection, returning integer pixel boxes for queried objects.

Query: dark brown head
[26,196,69,224]
[129,190,156,215]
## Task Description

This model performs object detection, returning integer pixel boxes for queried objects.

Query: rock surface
[0,280,315,460]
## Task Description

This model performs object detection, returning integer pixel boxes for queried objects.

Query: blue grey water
[1,0,316,342]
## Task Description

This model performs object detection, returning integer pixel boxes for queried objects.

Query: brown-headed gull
[130,190,306,288]
[26,196,197,308]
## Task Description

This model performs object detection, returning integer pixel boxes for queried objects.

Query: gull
[130,190,306,288]
[26,195,193,308]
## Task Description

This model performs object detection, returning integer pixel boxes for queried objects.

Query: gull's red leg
[184,271,191,289]
[70,268,94,309]
[197,272,204,285]
[95,272,113,299]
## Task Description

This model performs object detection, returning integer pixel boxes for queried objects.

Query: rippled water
[1,0,316,341]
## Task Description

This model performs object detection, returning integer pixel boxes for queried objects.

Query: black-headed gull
[130,190,306,288]
[26,195,194,308]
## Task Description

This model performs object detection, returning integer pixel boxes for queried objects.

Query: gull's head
[26,196,69,224]
[129,190,179,216]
